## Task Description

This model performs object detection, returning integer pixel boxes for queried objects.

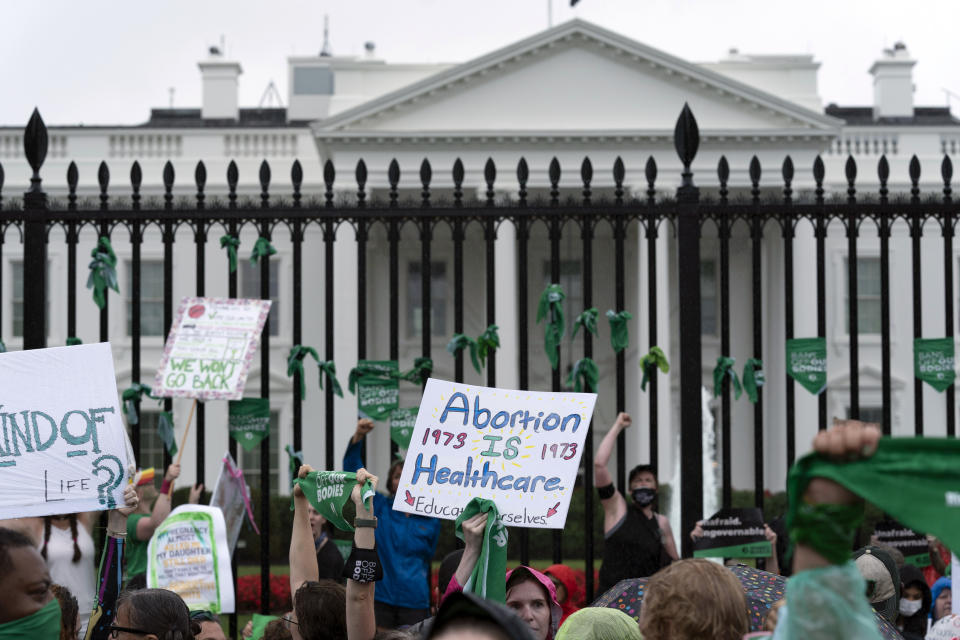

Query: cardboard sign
[393,379,596,529]
[209,453,258,552]
[153,297,271,400]
[147,505,235,613]
[0,343,134,518]
[692,508,771,558]
[356,360,399,421]
[874,519,930,567]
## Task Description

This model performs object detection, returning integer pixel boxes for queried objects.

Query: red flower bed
[237,574,292,613]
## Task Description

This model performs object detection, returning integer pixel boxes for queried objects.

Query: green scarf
[219,234,240,274]
[295,470,376,532]
[157,410,178,456]
[250,614,279,640]
[567,357,599,393]
[455,498,508,603]
[0,597,61,639]
[397,357,433,385]
[606,309,632,353]
[786,337,827,395]
[287,345,320,398]
[228,398,271,452]
[285,445,304,491]
[915,338,956,392]
[348,362,396,394]
[249,237,277,265]
[390,408,418,450]
[87,236,119,309]
[317,360,344,398]
[476,325,500,364]
[447,334,482,375]
[537,284,566,370]
[639,346,670,391]
[713,356,742,400]
[572,308,599,339]
[787,437,960,563]
[121,383,154,425]
[742,358,765,404]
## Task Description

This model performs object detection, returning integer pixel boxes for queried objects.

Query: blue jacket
[344,440,441,609]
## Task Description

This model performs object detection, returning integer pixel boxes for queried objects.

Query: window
[845,258,881,334]
[11,261,49,337]
[847,406,883,425]
[241,261,280,336]
[701,259,718,336]
[126,261,165,336]
[407,261,447,338]
[134,412,166,472]
[542,260,583,311]
[241,411,280,493]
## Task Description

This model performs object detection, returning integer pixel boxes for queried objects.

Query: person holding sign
[125,463,180,587]
[593,413,678,593]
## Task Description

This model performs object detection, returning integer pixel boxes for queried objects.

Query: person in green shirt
[125,463,180,587]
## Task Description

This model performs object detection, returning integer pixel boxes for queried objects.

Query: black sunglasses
[106,624,152,637]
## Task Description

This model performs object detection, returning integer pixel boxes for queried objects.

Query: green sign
[228,398,270,452]
[357,360,399,421]
[692,508,772,559]
[786,337,827,395]
[915,338,956,392]
[390,408,418,451]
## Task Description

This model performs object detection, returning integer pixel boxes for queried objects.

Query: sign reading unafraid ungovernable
[0,343,134,518]
[393,379,596,529]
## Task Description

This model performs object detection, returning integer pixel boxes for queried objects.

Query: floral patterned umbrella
[590,578,648,623]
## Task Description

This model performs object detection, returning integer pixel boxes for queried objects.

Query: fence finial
[674,104,699,199]
[24,108,47,192]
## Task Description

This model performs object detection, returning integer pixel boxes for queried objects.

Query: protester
[898,564,931,640]
[854,545,900,624]
[344,419,441,628]
[126,464,181,587]
[689,521,780,575]
[593,412,678,593]
[426,591,534,640]
[542,565,581,626]
[41,513,96,637]
[307,506,344,583]
[110,588,196,640]
[85,483,139,640]
[51,583,80,640]
[924,536,952,587]
[930,577,952,625]
[189,610,226,640]
[0,526,61,638]
[554,608,642,640]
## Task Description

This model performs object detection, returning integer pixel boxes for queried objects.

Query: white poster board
[210,452,258,553]
[147,505,235,614]
[153,297,271,400]
[0,343,134,518]
[393,378,597,529]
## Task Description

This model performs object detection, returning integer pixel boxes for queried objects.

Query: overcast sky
[2,0,958,127]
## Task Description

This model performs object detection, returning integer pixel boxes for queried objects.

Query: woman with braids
[40,512,96,637]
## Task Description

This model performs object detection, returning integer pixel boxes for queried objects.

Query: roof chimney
[198,46,243,120]
[869,42,915,119]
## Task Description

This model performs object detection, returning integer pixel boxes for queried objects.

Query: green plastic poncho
[555,608,643,640]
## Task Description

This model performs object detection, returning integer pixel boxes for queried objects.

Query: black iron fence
[2,105,958,626]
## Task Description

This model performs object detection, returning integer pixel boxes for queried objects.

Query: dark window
[126,261,165,336]
[847,406,883,425]
[241,261,280,336]
[134,412,166,472]
[407,261,447,338]
[845,257,881,334]
[12,261,49,338]
[241,411,280,492]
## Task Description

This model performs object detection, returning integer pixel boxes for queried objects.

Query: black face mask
[632,487,656,507]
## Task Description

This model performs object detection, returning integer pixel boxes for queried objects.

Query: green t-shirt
[125,513,150,579]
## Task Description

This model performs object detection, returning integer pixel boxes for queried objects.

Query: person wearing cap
[125,463,180,586]
[428,591,535,640]
[854,545,901,624]
[930,577,952,625]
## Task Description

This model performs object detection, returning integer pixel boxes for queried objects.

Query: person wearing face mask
[0,527,61,639]
[896,564,931,640]
[594,412,678,593]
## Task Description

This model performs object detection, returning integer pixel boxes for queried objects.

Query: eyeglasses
[282,616,300,628]
[106,625,152,637]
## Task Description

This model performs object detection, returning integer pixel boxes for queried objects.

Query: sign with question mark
[0,343,135,518]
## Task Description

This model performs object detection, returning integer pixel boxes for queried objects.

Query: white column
[496,220,519,390]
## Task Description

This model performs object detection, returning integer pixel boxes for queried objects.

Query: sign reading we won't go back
[393,379,597,529]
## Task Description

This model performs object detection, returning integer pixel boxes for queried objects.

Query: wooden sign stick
[168,398,198,496]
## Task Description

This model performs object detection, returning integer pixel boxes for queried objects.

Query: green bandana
[287,345,320,398]
[639,346,669,391]
[477,325,500,364]
[742,358,765,403]
[250,614,279,640]
[787,437,960,565]
[121,383,154,425]
[0,596,61,640]
[448,334,482,374]
[317,360,344,398]
[915,338,956,392]
[157,410,178,456]
[390,408,418,451]
[572,308,599,339]
[229,398,270,452]
[348,361,397,393]
[786,337,827,395]
[397,357,433,385]
[295,470,376,532]
[713,356,742,400]
[249,237,277,265]
[65,337,82,346]
[455,498,508,603]
[537,284,566,370]
[567,357,599,393]
[606,309,632,353]
[87,235,119,309]
[286,445,304,491]
[350,361,399,421]
[219,234,240,274]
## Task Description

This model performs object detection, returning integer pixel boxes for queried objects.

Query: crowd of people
[0,415,955,640]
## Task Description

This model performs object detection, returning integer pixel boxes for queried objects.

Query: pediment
[314,20,841,139]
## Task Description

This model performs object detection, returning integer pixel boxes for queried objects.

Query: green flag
[157,411,178,457]
[348,360,397,393]
[786,337,827,395]
[742,358,765,404]
[914,338,956,392]
[454,498,508,603]
[352,360,399,421]
[639,346,670,391]
[229,398,271,452]
[295,470,376,532]
[390,408,418,451]
[606,309,632,353]
[537,284,565,370]
[713,356,742,400]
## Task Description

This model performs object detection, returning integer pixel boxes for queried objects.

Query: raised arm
[135,463,179,541]
[346,468,378,640]
[343,419,374,472]
[446,513,487,600]
[290,464,320,596]
[594,412,630,531]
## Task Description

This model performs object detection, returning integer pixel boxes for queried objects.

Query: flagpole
[169,398,199,496]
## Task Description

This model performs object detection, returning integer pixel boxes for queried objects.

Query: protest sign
[210,453,258,552]
[786,337,827,395]
[390,408,418,451]
[228,398,270,451]
[0,343,134,518]
[873,519,930,567]
[915,338,956,392]
[147,505,235,613]
[393,378,597,529]
[153,297,271,400]
[356,360,399,421]
[692,508,771,558]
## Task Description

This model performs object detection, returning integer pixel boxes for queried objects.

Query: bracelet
[355,517,378,529]
[159,479,172,494]
[107,529,127,539]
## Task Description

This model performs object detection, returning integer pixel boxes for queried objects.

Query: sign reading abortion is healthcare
[393,379,597,529]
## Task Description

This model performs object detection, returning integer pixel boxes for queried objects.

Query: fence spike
[130,161,141,210]
[909,154,921,202]
[549,157,561,206]
[292,159,304,191]
[356,159,367,208]
[66,161,78,191]
[580,157,593,205]
[813,155,825,204]
[420,158,432,207]
[717,156,729,204]
[453,158,464,207]
[845,156,857,204]
[782,156,794,203]
[226,160,238,208]
[195,161,207,192]
[163,160,175,191]
[98,161,110,210]
[878,155,889,204]
[613,156,624,205]
[943,155,953,202]
[24,108,48,182]
[673,103,699,168]
[516,157,528,206]
[259,159,271,207]
[322,159,334,208]
[484,157,496,206]
[388,159,399,207]
[749,155,761,203]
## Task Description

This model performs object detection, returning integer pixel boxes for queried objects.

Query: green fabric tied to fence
[287,345,320,398]
[455,498,508,603]
[537,284,566,370]
[219,234,240,273]
[228,398,270,452]
[742,358,765,403]
[249,237,277,265]
[567,357,599,393]
[477,325,500,363]
[317,360,344,398]
[348,361,396,394]
[914,337,956,392]
[350,360,399,421]
[296,470,375,532]
[572,308,599,339]
[786,337,827,395]
[87,236,119,309]
[606,309,632,353]
[639,346,669,391]
[157,411,177,457]
[713,356,742,400]
[390,408,418,451]
[285,445,305,491]
[65,337,82,346]
[397,357,433,385]
[121,383,154,425]
[448,334,481,374]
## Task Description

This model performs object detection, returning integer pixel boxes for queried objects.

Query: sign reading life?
[393,379,596,529]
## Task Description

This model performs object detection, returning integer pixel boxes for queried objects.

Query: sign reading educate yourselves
[393,379,597,529]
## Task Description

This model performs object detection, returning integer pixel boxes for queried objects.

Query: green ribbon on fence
[287,345,320,398]
[285,445,305,491]
[713,356,742,400]
[639,346,669,391]
[87,236,119,310]
[477,325,500,363]
[249,237,277,265]
[742,358,765,403]
[537,284,566,370]
[914,338,956,392]
[121,383,154,425]
[348,362,395,394]
[786,337,828,395]
[66,337,82,346]
[606,309,632,353]
[397,357,433,385]
[316,360,344,398]
[572,308,599,339]
[567,357,599,393]
[219,234,240,273]
[157,411,178,457]
[447,334,481,375]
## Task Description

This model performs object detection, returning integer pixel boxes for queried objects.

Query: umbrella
[590,578,648,624]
